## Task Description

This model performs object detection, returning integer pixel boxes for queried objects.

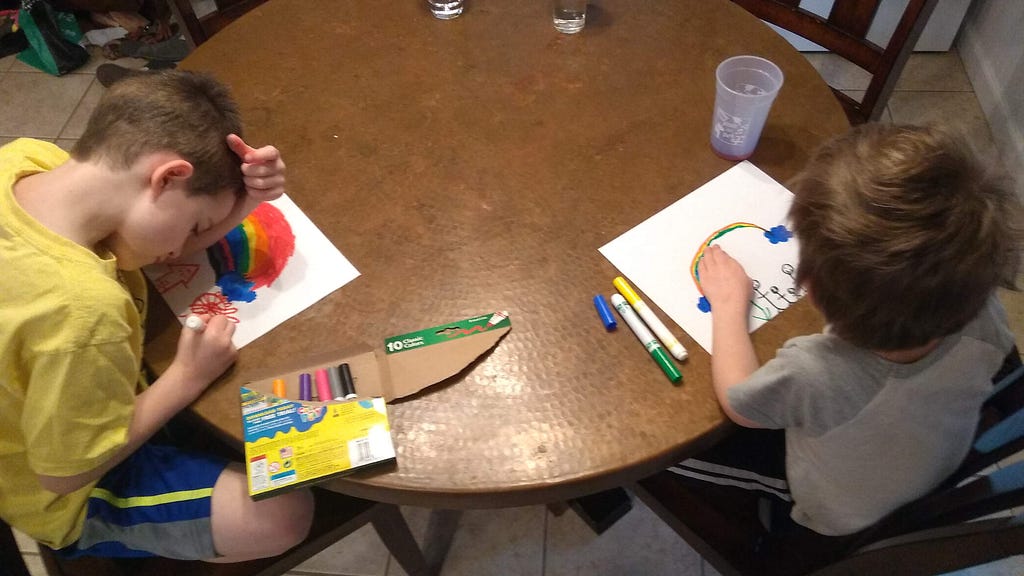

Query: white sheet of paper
[599,161,803,354]
[143,194,359,348]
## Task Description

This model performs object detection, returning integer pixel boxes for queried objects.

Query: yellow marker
[272,378,287,398]
[613,276,688,361]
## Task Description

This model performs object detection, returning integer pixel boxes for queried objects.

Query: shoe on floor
[96,63,146,87]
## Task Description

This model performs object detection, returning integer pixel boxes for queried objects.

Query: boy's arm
[698,245,765,429]
[180,135,287,256]
[36,315,238,494]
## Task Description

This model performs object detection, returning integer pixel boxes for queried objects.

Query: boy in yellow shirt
[0,71,313,561]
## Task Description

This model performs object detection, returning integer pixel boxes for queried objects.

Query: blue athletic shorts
[55,443,229,560]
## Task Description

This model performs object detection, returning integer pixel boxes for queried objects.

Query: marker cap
[299,373,312,401]
[327,365,344,399]
[339,363,357,399]
[593,294,617,330]
[314,369,332,401]
[272,378,287,398]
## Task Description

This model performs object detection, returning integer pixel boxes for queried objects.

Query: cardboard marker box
[242,312,512,498]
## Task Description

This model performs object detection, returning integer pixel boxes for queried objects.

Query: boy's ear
[149,159,194,197]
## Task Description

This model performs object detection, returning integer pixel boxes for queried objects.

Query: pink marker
[314,369,332,401]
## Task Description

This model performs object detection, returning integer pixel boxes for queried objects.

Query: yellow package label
[241,387,396,498]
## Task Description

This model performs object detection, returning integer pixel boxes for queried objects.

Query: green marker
[610,294,682,383]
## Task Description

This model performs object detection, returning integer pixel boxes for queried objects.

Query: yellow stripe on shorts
[89,487,214,508]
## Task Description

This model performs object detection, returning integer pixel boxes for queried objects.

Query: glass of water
[428,0,464,20]
[552,0,586,34]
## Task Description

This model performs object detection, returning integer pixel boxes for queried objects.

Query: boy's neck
[12,158,136,252]
[873,339,942,364]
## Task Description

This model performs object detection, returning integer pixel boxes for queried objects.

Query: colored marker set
[270,363,359,402]
[595,277,688,383]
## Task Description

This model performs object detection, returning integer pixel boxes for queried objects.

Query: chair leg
[371,507,462,576]
[371,505,431,576]
[1,521,32,576]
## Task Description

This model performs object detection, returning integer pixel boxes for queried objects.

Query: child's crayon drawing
[599,161,802,354]
[144,195,359,348]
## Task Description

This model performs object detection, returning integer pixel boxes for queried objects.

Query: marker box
[241,312,513,499]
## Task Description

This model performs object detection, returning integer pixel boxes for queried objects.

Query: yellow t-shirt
[0,139,148,548]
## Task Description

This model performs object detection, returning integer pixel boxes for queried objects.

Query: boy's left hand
[227,134,286,202]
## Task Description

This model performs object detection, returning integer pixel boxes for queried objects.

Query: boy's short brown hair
[789,124,1021,350]
[72,70,244,196]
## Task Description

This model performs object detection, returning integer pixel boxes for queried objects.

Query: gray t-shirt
[729,296,1015,536]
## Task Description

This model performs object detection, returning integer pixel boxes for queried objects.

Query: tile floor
[4,44,1024,576]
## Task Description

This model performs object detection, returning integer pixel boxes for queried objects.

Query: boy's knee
[262,489,315,554]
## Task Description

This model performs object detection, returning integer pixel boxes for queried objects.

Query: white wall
[957,0,1024,194]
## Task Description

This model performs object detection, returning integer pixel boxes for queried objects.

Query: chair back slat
[858,460,1024,549]
[826,0,883,39]
[812,515,1024,576]
[731,0,882,69]
[976,407,1024,455]
[988,364,1024,403]
[728,0,940,123]
[946,361,1024,485]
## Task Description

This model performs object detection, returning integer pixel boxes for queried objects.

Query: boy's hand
[170,314,238,399]
[177,137,285,257]
[227,134,286,202]
[698,245,753,318]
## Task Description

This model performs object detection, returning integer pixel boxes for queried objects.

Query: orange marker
[272,378,287,398]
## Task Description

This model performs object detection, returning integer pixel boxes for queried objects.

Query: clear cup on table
[553,0,587,34]
[710,55,784,161]
[427,0,464,20]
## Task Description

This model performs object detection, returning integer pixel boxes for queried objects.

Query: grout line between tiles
[893,87,974,93]
[541,506,549,575]
[56,76,97,141]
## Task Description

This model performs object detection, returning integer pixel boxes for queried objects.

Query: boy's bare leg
[207,463,314,562]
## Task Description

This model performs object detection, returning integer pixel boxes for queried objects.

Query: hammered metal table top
[144,0,845,508]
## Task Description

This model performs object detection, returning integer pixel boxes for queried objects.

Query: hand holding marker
[185,315,206,332]
[611,294,682,383]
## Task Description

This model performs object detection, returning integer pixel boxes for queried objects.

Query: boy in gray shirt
[672,124,1021,536]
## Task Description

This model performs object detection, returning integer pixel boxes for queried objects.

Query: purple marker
[299,373,312,401]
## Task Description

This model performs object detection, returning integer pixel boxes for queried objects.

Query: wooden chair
[727,0,941,125]
[3,490,432,576]
[1,410,435,576]
[1,518,32,576]
[166,0,269,47]
[633,351,1024,576]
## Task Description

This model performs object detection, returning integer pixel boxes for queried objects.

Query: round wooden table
[145,0,845,508]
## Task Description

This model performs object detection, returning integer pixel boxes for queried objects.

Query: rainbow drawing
[691,222,792,312]
[206,202,296,303]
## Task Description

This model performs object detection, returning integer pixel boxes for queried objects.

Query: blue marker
[593,294,617,330]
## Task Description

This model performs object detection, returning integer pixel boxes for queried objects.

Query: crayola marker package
[240,311,512,498]
[241,390,395,499]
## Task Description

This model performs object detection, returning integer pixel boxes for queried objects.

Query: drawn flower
[697,296,711,313]
[186,291,240,323]
[764,225,793,244]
